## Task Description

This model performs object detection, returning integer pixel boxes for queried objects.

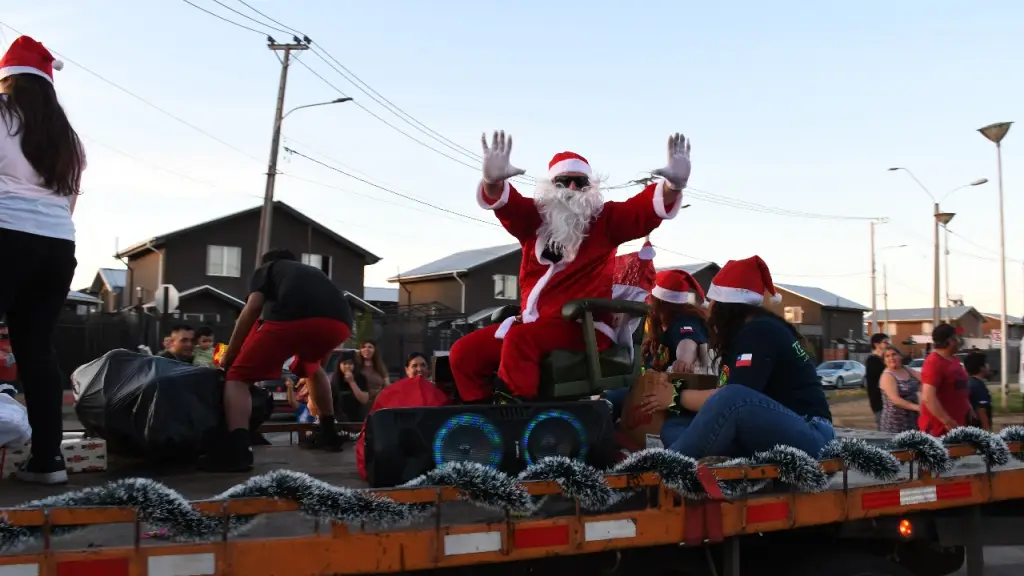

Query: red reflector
[746,501,789,524]
[937,481,972,501]
[57,557,129,576]
[514,524,570,549]
[861,489,901,510]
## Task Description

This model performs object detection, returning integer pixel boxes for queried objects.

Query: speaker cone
[520,409,589,466]
[432,413,504,468]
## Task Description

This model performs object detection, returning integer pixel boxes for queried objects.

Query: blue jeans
[666,385,835,459]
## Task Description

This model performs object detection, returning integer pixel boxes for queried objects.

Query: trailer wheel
[786,551,915,576]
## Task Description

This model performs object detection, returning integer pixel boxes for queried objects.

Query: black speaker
[363,400,616,487]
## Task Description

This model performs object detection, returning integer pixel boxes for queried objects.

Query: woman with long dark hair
[0,37,85,484]
[642,256,833,461]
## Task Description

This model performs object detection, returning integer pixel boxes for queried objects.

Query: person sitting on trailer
[640,256,834,462]
[603,269,709,422]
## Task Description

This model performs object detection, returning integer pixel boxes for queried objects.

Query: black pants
[0,228,77,459]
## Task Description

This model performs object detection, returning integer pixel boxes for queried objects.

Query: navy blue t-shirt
[967,376,992,426]
[719,316,832,421]
[644,314,708,371]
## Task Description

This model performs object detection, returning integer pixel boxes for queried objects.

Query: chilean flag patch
[735,353,753,367]
[680,326,694,333]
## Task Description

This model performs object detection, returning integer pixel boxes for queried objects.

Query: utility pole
[943,224,951,324]
[255,38,309,267]
[932,202,941,327]
[870,221,878,334]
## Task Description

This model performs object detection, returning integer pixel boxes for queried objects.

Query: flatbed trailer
[1,425,1023,576]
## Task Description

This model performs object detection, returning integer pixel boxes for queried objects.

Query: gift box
[61,432,107,473]
[0,443,29,480]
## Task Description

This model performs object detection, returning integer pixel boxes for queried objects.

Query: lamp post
[978,121,1013,405]
[935,212,956,323]
[887,168,988,326]
[255,97,353,266]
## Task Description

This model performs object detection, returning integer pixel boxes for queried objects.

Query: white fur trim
[612,283,650,303]
[651,286,698,305]
[653,179,682,219]
[638,243,656,260]
[477,179,510,210]
[548,158,592,179]
[706,283,770,306]
[494,315,517,339]
[594,321,617,343]
[0,65,53,83]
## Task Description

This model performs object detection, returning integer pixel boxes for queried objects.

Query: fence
[369,303,473,376]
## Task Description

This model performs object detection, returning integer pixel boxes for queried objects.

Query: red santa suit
[450,153,682,402]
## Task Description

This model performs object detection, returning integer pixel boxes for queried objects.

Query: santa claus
[449,131,691,403]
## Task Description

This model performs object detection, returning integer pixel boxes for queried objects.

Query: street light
[977,121,1013,405]
[887,168,988,325]
[255,97,354,266]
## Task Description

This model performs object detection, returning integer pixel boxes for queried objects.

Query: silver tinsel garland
[0,426,1017,553]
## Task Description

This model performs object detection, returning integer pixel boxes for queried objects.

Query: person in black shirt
[205,249,354,472]
[331,350,370,422]
[964,351,993,430]
[865,333,889,429]
[642,256,833,461]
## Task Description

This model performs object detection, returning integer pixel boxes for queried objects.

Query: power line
[178,0,271,36]
[283,146,501,229]
[233,0,305,36]
[0,21,265,165]
[206,0,294,36]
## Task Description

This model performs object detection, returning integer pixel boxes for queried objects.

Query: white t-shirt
[0,97,78,241]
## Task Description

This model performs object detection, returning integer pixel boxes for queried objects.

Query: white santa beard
[534,179,605,262]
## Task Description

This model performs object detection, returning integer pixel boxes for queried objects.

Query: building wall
[173,293,241,324]
[136,209,368,304]
[766,291,824,326]
[980,316,1024,340]
[464,251,523,314]
[126,251,162,308]
[822,309,866,341]
[396,278,462,311]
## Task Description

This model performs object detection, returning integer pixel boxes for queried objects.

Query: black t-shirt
[864,354,885,413]
[249,259,353,325]
[720,316,832,421]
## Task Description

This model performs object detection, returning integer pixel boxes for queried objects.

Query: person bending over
[208,249,353,472]
[641,256,833,461]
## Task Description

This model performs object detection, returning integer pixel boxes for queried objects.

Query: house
[980,312,1024,341]
[766,283,870,362]
[864,306,988,357]
[388,244,522,324]
[113,201,381,323]
[656,262,720,295]
[65,291,103,315]
[364,286,399,312]
[80,268,127,312]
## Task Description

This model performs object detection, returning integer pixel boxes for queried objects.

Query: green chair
[489,299,649,399]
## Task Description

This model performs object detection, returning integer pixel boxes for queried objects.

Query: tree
[352,311,375,346]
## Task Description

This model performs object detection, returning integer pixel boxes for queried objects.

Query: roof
[67,291,102,305]
[115,201,381,264]
[981,311,1023,325]
[343,291,385,316]
[142,285,246,310]
[98,268,127,290]
[388,244,521,283]
[776,283,869,311]
[656,262,719,275]
[864,306,982,323]
[363,286,399,303]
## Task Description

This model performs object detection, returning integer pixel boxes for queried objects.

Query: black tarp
[72,349,271,461]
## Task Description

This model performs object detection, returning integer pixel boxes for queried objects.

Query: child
[192,326,216,367]
[964,352,992,430]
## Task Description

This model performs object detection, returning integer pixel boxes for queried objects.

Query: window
[493,274,518,300]
[921,322,934,333]
[887,323,898,336]
[302,253,332,278]
[207,245,242,277]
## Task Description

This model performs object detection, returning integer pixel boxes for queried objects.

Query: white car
[816,360,867,389]
[908,358,925,369]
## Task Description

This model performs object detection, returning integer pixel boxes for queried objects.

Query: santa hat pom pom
[52,59,64,71]
[770,292,782,304]
[638,243,656,261]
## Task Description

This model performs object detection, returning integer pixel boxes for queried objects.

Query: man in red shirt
[919,323,971,436]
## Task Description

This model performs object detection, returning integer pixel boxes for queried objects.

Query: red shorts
[226,317,351,383]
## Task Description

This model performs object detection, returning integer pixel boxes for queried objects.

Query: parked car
[815,360,866,389]
[908,358,925,369]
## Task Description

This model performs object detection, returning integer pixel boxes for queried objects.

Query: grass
[992,390,1024,415]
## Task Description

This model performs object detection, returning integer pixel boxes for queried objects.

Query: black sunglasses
[553,175,590,189]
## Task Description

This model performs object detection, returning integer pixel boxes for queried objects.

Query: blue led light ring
[520,409,589,466]
[432,413,504,468]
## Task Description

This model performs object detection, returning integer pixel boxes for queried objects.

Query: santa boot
[492,378,525,404]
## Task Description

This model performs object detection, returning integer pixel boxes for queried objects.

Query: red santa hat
[706,255,782,306]
[0,36,63,84]
[651,269,706,306]
[612,239,657,303]
[548,151,592,180]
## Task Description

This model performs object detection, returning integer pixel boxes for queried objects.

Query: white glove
[481,130,526,183]
[652,133,692,190]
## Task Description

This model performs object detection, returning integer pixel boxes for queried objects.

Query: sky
[3,0,1022,318]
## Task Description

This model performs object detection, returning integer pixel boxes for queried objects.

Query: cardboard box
[0,434,107,479]
[617,371,720,449]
